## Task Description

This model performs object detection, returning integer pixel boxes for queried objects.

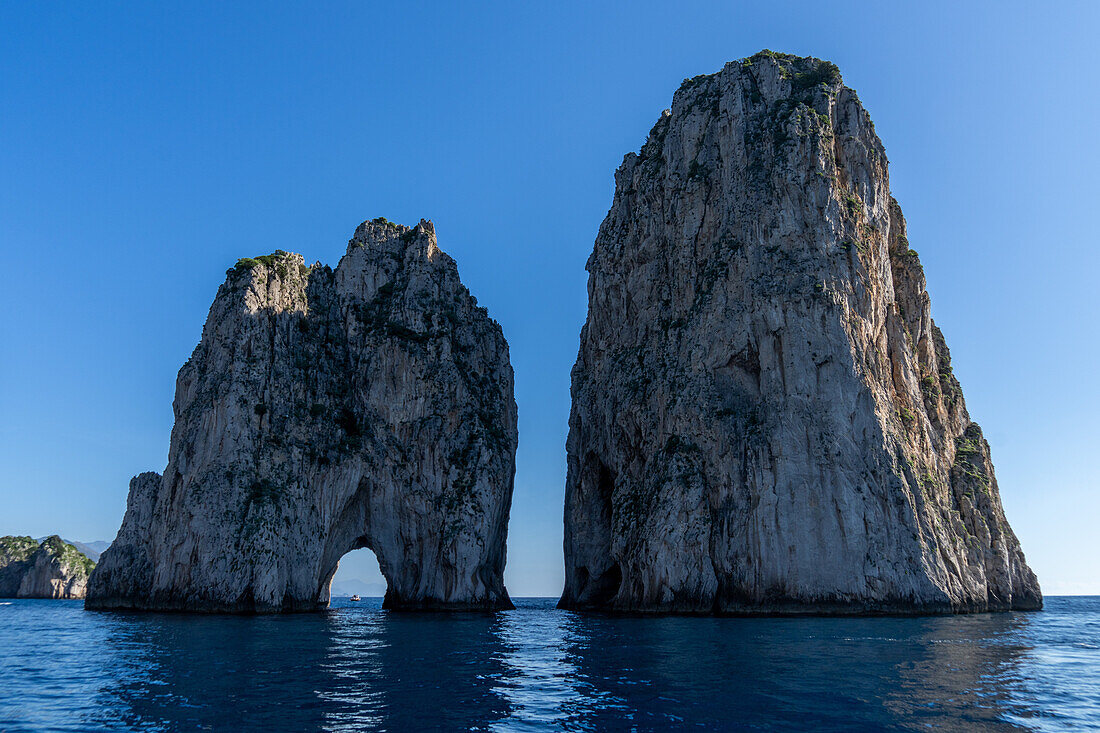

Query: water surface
[1,597,1097,731]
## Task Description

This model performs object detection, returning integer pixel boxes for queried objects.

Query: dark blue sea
[1,597,1097,732]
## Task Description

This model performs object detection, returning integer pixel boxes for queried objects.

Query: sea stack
[560,51,1040,614]
[88,219,517,612]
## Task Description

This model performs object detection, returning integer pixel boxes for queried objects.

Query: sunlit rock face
[87,219,517,612]
[560,51,1040,614]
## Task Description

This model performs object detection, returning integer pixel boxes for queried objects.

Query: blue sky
[1,1,1097,597]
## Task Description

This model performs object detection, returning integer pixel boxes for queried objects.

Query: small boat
[350,594,361,602]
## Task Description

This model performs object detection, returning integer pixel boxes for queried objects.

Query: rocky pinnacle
[559,51,1041,614]
[87,219,517,612]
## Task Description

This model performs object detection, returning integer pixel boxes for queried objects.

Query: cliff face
[560,52,1040,614]
[88,219,517,612]
[0,536,95,598]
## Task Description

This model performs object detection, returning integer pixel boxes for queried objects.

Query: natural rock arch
[88,219,517,612]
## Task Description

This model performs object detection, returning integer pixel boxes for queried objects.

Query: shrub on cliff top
[790,61,841,94]
[231,251,294,275]
[370,217,401,230]
[0,535,38,563]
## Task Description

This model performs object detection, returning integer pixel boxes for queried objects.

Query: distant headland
[0,536,97,599]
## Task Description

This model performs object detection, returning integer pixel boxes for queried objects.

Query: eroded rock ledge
[87,219,517,612]
[560,51,1041,615]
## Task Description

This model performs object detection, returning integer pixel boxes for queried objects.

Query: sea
[0,596,1097,732]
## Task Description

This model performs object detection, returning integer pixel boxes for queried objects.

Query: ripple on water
[0,597,1097,731]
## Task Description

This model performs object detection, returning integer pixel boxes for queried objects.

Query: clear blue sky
[1,1,1097,597]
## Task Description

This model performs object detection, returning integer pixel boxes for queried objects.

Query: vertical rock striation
[560,51,1040,614]
[88,219,517,612]
[0,535,95,598]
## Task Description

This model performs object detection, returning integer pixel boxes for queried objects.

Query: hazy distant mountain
[35,539,110,563]
[72,541,110,562]
[330,578,386,597]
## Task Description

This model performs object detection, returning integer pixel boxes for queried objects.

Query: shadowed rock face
[0,535,95,599]
[560,51,1040,615]
[87,219,517,612]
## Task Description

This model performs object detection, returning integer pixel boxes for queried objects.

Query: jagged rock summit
[560,51,1040,614]
[0,535,95,599]
[88,218,517,612]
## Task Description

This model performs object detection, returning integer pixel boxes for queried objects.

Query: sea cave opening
[325,546,387,602]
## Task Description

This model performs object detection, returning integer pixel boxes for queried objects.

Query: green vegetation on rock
[231,250,299,278]
[0,535,38,563]
[370,216,401,230]
[0,535,95,578]
[50,536,96,577]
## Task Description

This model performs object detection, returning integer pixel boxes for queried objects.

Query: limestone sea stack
[87,219,517,612]
[0,535,95,599]
[560,51,1040,614]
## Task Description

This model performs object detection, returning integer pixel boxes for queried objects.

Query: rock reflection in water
[87,612,337,731]
[885,614,1036,730]
[4,598,1092,731]
[536,608,1038,730]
